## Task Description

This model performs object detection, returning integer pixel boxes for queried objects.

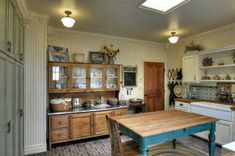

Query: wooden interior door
[144,62,165,112]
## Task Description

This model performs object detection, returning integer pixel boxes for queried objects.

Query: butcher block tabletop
[112,110,218,137]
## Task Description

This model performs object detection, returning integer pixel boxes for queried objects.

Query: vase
[108,56,114,64]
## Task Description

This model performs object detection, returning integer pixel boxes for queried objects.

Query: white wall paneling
[24,14,48,155]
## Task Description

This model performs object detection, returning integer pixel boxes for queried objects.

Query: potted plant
[185,41,203,53]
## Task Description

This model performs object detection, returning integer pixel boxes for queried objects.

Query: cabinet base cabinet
[48,108,128,149]
[71,114,93,139]
[194,120,233,145]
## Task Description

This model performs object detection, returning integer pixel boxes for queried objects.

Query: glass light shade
[168,36,179,44]
[61,17,75,28]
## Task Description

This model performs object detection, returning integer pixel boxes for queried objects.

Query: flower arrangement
[185,41,203,53]
[102,44,120,57]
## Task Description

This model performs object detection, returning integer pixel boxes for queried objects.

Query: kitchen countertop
[48,104,129,116]
[175,98,235,110]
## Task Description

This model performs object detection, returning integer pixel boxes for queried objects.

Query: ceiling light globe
[168,36,179,44]
[61,17,75,28]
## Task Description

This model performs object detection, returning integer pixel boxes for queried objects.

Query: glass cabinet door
[49,65,68,92]
[90,66,103,89]
[106,66,119,90]
[71,65,87,90]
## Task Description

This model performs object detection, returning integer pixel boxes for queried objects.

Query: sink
[92,104,111,109]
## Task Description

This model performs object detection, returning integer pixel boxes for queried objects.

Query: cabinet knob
[7,122,11,133]
[19,109,24,117]
[19,53,23,61]
[6,41,11,52]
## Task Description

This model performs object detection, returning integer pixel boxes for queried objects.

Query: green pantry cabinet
[0,0,25,155]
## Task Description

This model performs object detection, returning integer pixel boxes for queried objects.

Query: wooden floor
[31,136,222,156]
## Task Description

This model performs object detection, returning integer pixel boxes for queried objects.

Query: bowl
[107,98,119,106]
[129,98,143,103]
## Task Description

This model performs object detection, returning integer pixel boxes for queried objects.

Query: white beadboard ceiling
[25,0,235,43]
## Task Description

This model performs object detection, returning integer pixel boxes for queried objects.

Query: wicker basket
[50,98,72,112]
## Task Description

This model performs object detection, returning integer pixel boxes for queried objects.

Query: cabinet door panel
[7,0,14,55]
[48,64,69,93]
[106,66,119,90]
[51,128,69,142]
[19,114,24,156]
[7,124,13,156]
[0,0,6,51]
[14,117,19,155]
[113,109,128,116]
[6,58,14,123]
[14,12,20,60]
[183,55,198,82]
[90,66,103,89]
[0,133,6,156]
[0,53,6,131]
[94,111,112,135]
[71,114,92,139]
[70,65,87,91]
[215,120,232,145]
[51,116,69,129]
[6,58,14,156]
[19,24,24,61]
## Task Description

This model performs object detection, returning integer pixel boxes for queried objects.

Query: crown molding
[16,0,48,24]
[51,27,164,46]
[16,0,28,18]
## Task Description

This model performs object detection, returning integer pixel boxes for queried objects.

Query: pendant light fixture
[168,32,179,44]
[61,10,75,28]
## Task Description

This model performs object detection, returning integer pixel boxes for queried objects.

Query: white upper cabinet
[0,0,24,62]
[182,55,198,83]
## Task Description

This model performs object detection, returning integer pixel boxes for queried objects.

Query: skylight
[139,0,191,14]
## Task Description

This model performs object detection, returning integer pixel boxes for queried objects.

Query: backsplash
[187,85,217,100]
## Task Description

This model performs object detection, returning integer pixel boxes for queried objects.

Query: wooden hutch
[47,62,128,149]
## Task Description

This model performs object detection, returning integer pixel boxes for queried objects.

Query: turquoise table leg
[139,139,148,156]
[208,122,216,156]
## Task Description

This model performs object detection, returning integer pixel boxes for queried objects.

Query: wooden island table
[112,110,218,156]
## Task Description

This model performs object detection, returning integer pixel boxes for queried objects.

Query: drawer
[51,116,69,129]
[113,109,128,116]
[175,101,190,112]
[51,128,69,142]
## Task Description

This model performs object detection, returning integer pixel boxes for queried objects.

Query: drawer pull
[179,103,183,106]
[59,121,61,125]
[58,134,61,137]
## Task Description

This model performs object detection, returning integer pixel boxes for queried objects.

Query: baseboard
[24,144,47,155]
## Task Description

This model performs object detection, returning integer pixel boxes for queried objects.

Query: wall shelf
[200,64,235,69]
[200,80,235,83]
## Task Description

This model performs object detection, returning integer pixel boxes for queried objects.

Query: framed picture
[48,45,70,62]
[89,52,105,64]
